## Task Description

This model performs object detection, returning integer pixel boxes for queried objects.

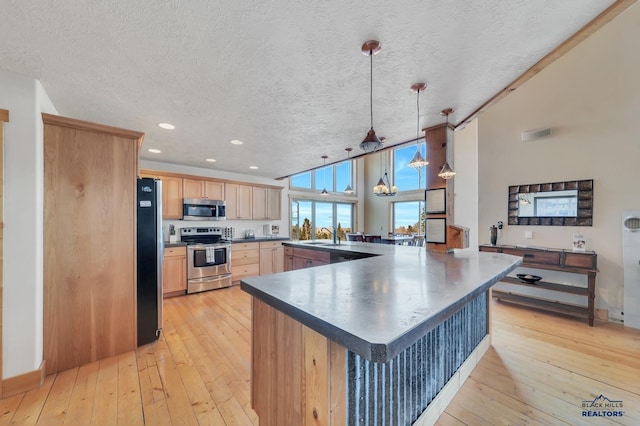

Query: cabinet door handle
[523,254,534,258]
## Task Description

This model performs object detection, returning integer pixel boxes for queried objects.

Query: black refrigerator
[137,178,163,346]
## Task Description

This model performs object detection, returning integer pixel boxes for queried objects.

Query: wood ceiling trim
[456,0,637,129]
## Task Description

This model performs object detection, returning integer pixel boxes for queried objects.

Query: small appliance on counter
[223,226,235,240]
[263,224,280,238]
[245,229,255,239]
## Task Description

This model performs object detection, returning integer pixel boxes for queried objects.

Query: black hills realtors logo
[581,394,624,418]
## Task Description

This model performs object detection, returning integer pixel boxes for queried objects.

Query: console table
[479,245,597,326]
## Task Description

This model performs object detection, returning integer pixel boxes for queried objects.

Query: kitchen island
[240,242,521,425]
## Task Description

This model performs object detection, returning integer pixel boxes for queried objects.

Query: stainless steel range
[180,227,232,293]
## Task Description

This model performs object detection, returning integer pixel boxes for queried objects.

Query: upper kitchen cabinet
[43,113,143,374]
[183,178,225,200]
[162,175,184,219]
[252,187,282,220]
[226,183,253,219]
[139,170,183,219]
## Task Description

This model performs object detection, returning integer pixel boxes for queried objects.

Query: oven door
[187,243,231,279]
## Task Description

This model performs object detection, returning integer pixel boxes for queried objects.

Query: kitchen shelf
[480,244,597,326]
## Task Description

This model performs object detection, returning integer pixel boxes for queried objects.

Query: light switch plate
[525,231,533,239]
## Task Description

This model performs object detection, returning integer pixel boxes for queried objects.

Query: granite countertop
[231,237,290,243]
[164,241,187,248]
[241,241,521,362]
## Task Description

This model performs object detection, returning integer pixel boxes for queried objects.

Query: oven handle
[188,243,231,250]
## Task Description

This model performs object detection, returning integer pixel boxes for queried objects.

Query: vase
[489,226,498,245]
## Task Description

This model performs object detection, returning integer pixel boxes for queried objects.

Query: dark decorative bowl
[517,274,542,284]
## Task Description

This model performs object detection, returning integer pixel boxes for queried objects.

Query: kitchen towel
[206,246,215,263]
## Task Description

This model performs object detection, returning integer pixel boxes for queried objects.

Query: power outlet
[608,308,624,323]
[525,231,533,239]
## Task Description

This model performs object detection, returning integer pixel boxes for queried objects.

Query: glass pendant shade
[343,147,354,194]
[344,184,354,194]
[360,129,382,153]
[321,188,329,196]
[438,162,456,179]
[408,149,428,168]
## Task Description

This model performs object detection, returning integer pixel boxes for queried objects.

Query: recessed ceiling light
[230,139,244,145]
[148,148,162,154]
[158,123,175,130]
[249,166,258,170]
[206,158,216,163]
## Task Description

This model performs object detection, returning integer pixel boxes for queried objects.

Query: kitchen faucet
[320,227,340,245]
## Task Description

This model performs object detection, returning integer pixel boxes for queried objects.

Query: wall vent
[521,128,552,141]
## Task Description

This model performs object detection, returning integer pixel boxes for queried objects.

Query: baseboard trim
[595,308,608,321]
[2,360,46,397]
[413,335,491,426]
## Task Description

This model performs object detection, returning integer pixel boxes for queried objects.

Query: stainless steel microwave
[183,198,226,221]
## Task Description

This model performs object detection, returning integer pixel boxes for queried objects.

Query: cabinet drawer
[479,246,499,253]
[259,241,283,249]
[232,263,260,281]
[232,249,260,266]
[164,246,186,257]
[284,246,294,256]
[564,252,597,269]
[502,248,560,265]
[234,242,260,251]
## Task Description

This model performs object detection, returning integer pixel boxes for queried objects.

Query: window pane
[296,200,313,240]
[314,166,333,192]
[335,161,352,193]
[315,202,333,240]
[335,203,353,240]
[393,201,424,235]
[394,143,426,191]
[291,172,311,189]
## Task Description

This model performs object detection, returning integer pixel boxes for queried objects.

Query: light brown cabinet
[284,246,294,272]
[226,183,253,219]
[259,241,284,275]
[139,170,183,219]
[163,246,187,296]
[43,113,142,374]
[183,178,225,200]
[252,187,281,220]
[231,242,260,283]
[161,176,184,219]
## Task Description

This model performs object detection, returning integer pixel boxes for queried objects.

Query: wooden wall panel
[43,114,141,374]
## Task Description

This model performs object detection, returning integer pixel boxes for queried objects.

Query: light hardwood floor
[1,286,639,425]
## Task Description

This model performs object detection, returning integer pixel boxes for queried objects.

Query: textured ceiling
[0,0,617,178]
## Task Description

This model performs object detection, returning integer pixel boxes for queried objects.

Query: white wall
[141,160,290,240]
[477,4,640,312]
[452,119,479,250]
[1,69,57,378]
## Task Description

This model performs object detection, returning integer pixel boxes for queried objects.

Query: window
[290,199,354,241]
[291,172,311,189]
[393,144,427,191]
[290,160,354,194]
[393,200,425,235]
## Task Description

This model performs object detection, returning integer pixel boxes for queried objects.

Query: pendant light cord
[416,89,420,141]
[369,49,374,130]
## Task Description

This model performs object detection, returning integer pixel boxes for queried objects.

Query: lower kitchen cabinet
[232,242,260,283]
[163,246,187,296]
[290,247,330,269]
[259,241,284,275]
[284,246,294,271]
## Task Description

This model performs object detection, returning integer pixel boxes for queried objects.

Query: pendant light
[359,40,383,153]
[438,108,456,180]
[344,148,354,194]
[373,150,397,196]
[320,155,329,196]
[408,83,428,168]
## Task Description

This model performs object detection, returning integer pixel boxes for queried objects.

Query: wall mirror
[508,179,593,226]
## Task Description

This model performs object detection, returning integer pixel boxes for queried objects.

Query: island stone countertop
[241,241,521,362]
